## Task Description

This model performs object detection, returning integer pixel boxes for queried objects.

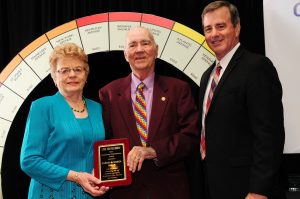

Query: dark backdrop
[0,0,299,198]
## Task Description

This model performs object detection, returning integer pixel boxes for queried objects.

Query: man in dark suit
[199,1,285,199]
[99,26,199,199]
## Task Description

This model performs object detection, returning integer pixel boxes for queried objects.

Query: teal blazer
[20,92,105,199]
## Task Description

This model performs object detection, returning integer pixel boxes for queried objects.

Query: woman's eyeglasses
[56,67,85,76]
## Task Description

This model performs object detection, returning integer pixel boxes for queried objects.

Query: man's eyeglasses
[56,67,85,76]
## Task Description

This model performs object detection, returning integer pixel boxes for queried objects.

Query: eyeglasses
[56,67,85,76]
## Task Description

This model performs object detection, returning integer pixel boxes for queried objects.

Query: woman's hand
[68,171,110,196]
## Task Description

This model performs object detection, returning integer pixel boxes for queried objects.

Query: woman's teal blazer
[20,92,105,198]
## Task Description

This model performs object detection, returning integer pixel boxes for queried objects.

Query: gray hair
[201,1,240,27]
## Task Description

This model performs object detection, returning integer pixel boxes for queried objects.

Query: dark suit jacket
[199,45,285,199]
[99,74,199,199]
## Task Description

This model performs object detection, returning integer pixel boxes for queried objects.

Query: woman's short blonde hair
[49,43,89,78]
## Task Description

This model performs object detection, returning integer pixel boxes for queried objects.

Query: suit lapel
[199,65,214,116]
[208,46,245,111]
[148,76,168,143]
[117,75,142,145]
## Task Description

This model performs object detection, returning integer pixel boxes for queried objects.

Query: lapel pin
[161,97,166,101]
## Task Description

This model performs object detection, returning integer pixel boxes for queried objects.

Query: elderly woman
[20,43,109,198]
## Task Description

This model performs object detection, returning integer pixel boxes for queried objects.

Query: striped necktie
[200,63,222,159]
[134,82,148,147]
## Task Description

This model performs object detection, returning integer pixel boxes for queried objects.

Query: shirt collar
[216,42,240,70]
[131,72,155,91]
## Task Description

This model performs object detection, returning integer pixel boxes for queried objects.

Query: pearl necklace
[71,99,86,113]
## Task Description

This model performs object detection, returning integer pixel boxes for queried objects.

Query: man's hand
[127,146,157,172]
[245,193,268,199]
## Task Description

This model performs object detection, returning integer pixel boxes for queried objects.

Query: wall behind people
[0,0,298,198]
[264,2,300,195]
[264,0,300,154]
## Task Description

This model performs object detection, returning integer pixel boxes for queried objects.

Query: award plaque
[94,138,132,187]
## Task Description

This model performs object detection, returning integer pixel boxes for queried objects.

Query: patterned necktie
[134,82,148,147]
[200,63,222,159]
